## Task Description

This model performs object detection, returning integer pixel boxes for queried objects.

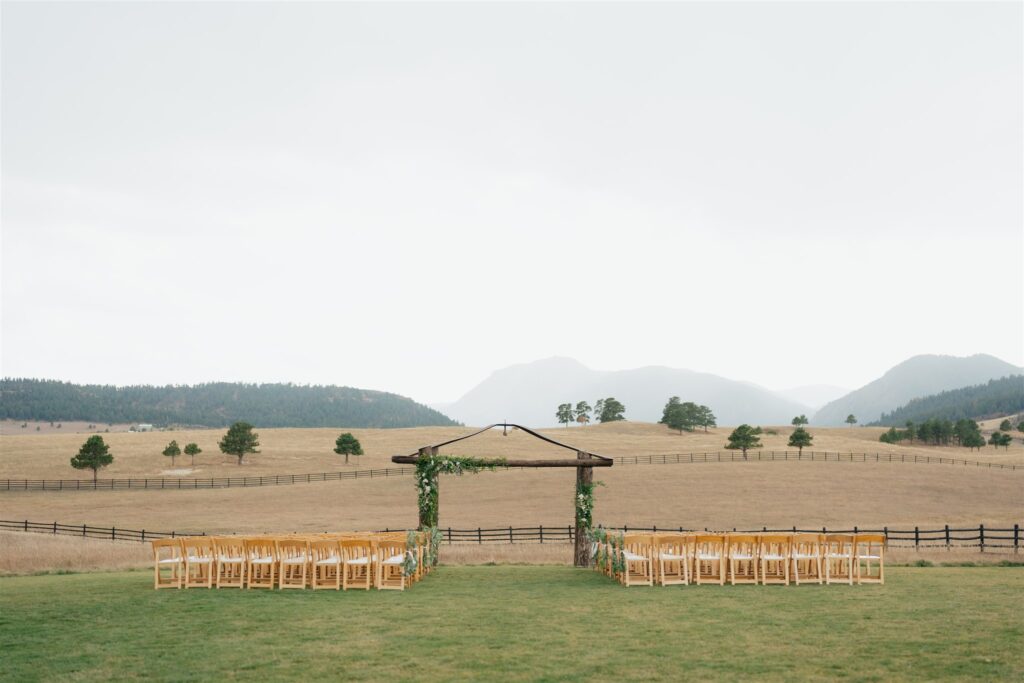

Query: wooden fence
[2,519,1019,552]
[2,450,1019,492]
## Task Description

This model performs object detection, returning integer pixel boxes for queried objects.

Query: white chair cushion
[697,553,721,560]
[281,557,307,565]
[218,556,244,563]
[187,556,212,563]
[315,557,341,565]
[659,553,686,560]
[158,558,182,564]
[382,554,405,565]
[857,554,881,560]
[793,553,818,560]
[761,554,786,561]
[622,551,647,561]
[827,553,851,559]
[251,557,274,564]
[730,554,754,560]
[345,557,370,565]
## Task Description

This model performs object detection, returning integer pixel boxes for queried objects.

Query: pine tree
[791,415,809,427]
[219,422,260,465]
[334,433,364,464]
[725,424,762,460]
[845,414,857,427]
[697,405,717,432]
[162,440,181,467]
[184,443,202,466]
[787,426,813,454]
[70,435,113,483]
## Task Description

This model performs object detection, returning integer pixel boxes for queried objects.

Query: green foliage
[218,422,260,465]
[988,432,1012,450]
[961,429,986,451]
[333,433,364,464]
[161,440,181,465]
[415,455,505,528]
[879,426,901,444]
[696,405,716,432]
[596,397,625,422]
[183,442,201,465]
[574,401,591,426]
[662,399,701,434]
[998,419,1012,431]
[574,480,603,532]
[725,424,762,458]
[70,435,113,482]
[0,378,459,429]
[791,415,809,426]
[787,426,813,453]
[845,414,857,427]
[402,530,419,577]
[659,396,681,424]
[873,375,1024,426]
[555,403,574,427]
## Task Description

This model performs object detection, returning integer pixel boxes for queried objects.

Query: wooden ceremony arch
[392,423,613,567]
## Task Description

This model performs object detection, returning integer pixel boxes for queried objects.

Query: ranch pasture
[0,423,1020,536]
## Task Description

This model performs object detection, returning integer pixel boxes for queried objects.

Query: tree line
[71,423,368,480]
[555,399,626,426]
[658,397,716,433]
[0,378,458,429]
[877,417,1019,450]
[873,375,1024,426]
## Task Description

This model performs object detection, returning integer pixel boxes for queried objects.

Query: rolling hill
[0,378,459,429]
[813,354,1023,426]
[442,357,808,427]
[871,375,1024,426]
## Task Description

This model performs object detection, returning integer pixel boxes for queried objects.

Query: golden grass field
[1,422,1020,543]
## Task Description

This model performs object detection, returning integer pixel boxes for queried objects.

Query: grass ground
[1,566,1021,681]
[2,423,1021,535]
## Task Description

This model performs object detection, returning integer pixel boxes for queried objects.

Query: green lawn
[1,566,1021,682]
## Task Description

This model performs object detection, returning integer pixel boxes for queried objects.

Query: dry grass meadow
[1,423,1020,542]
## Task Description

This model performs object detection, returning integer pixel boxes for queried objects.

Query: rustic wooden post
[417,447,440,530]
[574,450,593,567]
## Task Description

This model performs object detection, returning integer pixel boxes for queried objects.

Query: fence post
[53,521,57,534]
[82,524,86,537]
[509,526,514,544]
[1014,524,1019,554]
[478,527,482,544]
[142,529,145,542]
[24,520,28,532]
[980,524,985,553]
[447,527,452,544]
[540,525,544,544]
[914,526,919,551]
[945,524,950,550]
[112,526,116,541]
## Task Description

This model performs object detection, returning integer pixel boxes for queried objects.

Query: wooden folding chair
[654,534,689,586]
[791,534,823,585]
[621,535,654,587]
[276,538,310,589]
[824,534,855,585]
[854,534,885,585]
[182,537,216,588]
[245,537,277,589]
[152,538,184,589]
[213,536,246,588]
[694,534,726,585]
[758,535,791,586]
[377,540,410,591]
[341,539,374,590]
[310,538,342,590]
[726,534,759,585]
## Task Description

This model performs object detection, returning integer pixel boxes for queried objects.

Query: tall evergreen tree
[162,440,181,467]
[219,422,260,465]
[725,424,762,460]
[791,415,809,427]
[697,405,716,432]
[184,442,202,466]
[845,414,857,427]
[787,426,813,454]
[334,432,364,464]
[70,435,113,483]
[659,397,682,425]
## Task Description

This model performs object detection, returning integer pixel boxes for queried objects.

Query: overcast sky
[2,2,1021,405]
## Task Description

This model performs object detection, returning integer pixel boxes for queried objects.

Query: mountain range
[439,354,1022,428]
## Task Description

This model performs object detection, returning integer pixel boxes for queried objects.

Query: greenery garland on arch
[415,454,507,528]
[574,479,603,534]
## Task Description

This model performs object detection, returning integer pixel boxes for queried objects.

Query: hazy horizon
[3,2,1022,405]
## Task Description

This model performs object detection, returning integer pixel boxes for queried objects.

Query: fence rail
[2,450,1019,492]
[3,519,1019,552]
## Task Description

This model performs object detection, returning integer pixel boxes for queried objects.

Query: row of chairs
[151,532,433,591]
[593,532,885,586]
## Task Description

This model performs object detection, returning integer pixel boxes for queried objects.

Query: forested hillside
[0,379,459,428]
[872,375,1024,426]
